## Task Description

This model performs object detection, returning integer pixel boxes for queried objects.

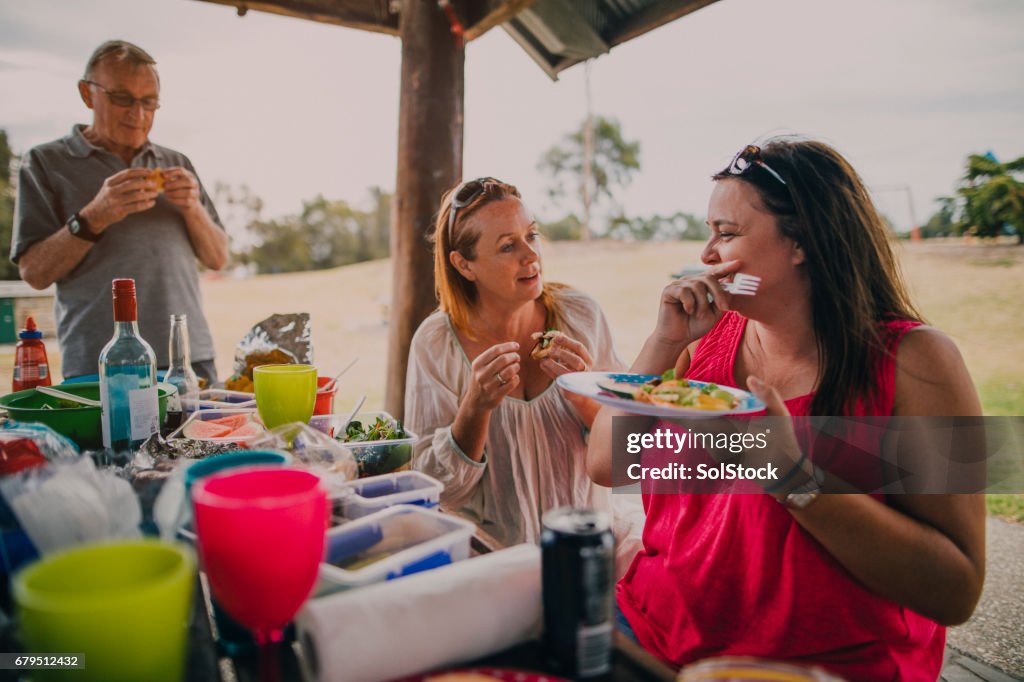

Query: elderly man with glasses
[11,40,226,385]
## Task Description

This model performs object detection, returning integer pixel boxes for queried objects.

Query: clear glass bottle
[164,313,200,433]
[99,278,159,456]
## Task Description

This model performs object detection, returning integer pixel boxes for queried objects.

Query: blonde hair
[431,178,567,337]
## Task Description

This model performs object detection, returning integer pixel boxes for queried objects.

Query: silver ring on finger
[495,372,507,386]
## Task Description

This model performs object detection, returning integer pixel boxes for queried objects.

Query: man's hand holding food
[79,167,159,233]
[161,166,203,214]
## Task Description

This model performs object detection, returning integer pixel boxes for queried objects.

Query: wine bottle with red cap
[99,278,159,456]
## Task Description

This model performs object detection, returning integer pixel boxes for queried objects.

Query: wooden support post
[385,0,465,419]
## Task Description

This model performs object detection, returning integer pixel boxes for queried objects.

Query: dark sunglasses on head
[447,177,501,240]
[727,144,787,187]
[82,80,160,111]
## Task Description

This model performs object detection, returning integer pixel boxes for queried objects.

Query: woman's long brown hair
[714,138,922,415]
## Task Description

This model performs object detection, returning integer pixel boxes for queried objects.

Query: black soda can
[541,507,615,678]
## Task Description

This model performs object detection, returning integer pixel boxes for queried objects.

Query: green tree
[213,181,264,267]
[606,211,708,242]
[365,186,391,260]
[244,188,392,274]
[538,116,640,240]
[248,215,312,273]
[0,130,20,279]
[539,214,582,241]
[920,197,957,239]
[954,153,1024,242]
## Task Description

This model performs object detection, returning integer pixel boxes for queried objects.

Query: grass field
[194,239,1024,415]
[2,239,1022,518]
[986,494,1024,522]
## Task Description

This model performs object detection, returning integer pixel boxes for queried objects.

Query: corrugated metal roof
[502,0,721,79]
[191,0,723,77]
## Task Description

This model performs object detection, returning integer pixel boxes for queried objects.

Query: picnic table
[188,585,675,682]
[0,405,672,682]
[185,529,677,682]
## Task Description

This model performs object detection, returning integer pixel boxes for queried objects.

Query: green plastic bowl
[0,382,173,450]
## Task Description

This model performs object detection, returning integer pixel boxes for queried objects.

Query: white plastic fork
[706,273,761,303]
[721,273,761,295]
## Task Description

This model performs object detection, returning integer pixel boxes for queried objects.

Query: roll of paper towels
[296,544,541,682]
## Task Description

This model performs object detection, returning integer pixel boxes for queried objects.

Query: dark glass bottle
[163,314,200,433]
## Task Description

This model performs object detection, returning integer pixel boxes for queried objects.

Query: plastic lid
[19,316,42,339]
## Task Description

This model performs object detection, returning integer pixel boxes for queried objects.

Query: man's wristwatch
[67,212,101,242]
[780,464,825,510]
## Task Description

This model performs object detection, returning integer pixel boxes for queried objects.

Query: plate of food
[557,370,765,417]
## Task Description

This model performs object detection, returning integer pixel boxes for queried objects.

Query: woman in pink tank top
[587,139,985,681]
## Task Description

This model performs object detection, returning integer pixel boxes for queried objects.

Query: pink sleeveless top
[616,312,943,682]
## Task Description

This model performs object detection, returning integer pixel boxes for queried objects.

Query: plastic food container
[314,504,474,596]
[197,388,256,410]
[310,411,418,477]
[331,470,443,520]
[167,408,265,446]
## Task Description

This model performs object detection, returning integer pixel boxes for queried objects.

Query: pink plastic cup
[192,466,327,644]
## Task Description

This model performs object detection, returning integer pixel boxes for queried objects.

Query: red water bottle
[12,316,52,392]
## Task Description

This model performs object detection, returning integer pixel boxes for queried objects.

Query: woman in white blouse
[404,177,622,546]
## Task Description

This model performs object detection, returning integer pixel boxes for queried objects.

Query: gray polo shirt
[11,125,222,379]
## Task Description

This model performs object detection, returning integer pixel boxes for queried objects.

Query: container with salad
[310,411,417,477]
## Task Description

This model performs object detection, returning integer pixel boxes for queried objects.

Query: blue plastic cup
[184,450,290,499]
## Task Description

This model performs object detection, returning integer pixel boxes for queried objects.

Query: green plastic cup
[13,540,195,682]
[253,364,317,429]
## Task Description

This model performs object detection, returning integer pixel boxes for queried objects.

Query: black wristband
[764,449,809,494]
[67,212,101,242]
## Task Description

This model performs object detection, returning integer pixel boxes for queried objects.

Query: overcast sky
[1,0,1022,232]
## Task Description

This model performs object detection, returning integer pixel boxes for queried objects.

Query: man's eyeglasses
[82,80,160,111]
[448,177,499,240]
[727,145,787,187]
